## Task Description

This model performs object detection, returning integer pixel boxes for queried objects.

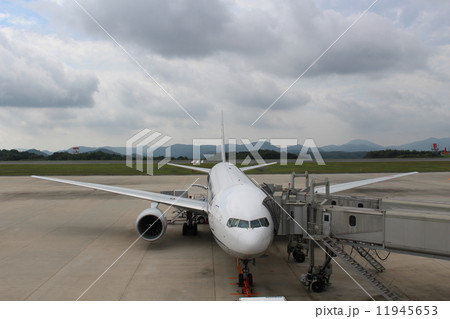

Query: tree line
[0,149,192,161]
[364,149,440,158]
[0,149,126,161]
[1,148,442,161]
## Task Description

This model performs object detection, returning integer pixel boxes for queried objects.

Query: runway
[0,173,449,300]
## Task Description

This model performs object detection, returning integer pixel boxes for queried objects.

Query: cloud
[34,0,428,78]
[0,13,11,21]
[33,0,258,57]
[310,12,428,75]
[0,28,99,108]
[321,69,450,144]
[0,12,35,27]
[220,70,311,111]
[1,0,449,151]
[247,7,429,78]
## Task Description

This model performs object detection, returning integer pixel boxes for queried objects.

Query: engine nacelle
[136,204,167,241]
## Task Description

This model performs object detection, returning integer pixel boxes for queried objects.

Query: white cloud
[0,0,449,151]
[0,13,11,21]
[33,0,428,76]
[0,27,99,108]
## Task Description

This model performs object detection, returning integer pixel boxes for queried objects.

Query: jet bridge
[262,172,450,300]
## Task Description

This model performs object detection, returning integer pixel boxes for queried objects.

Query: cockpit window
[250,219,261,228]
[238,220,249,228]
[227,217,270,228]
[259,218,270,227]
[227,218,240,227]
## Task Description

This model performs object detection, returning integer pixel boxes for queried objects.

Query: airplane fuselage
[206,162,274,259]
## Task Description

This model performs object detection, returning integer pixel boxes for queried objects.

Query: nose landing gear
[237,259,255,297]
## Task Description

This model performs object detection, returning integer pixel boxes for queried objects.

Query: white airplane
[32,126,417,289]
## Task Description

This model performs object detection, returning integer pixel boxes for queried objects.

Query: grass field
[1,160,450,176]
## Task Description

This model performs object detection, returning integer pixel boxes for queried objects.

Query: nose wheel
[237,259,255,297]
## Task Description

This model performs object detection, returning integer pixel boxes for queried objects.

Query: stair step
[322,237,400,301]
[355,246,386,273]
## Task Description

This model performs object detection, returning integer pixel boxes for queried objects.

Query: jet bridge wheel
[293,249,306,263]
[311,280,325,293]
[287,238,306,263]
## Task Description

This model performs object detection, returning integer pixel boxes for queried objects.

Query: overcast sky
[1,0,449,151]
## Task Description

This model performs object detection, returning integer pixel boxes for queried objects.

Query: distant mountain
[96,142,282,158]
[390,137,450,151]
[96,148,122,155]
[320,139,384,152]
[25,149,49,157]
[60,146,98,154]
[54,137,450,159]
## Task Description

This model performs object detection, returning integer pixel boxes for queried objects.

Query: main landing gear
[182,211,198,236]
[237,259,255,297]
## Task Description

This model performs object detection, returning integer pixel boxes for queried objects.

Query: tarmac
[0,172,449,301]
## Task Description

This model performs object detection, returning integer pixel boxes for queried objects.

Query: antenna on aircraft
[221,111,226,163]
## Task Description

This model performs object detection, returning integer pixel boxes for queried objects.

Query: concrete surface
[0,173,449,300]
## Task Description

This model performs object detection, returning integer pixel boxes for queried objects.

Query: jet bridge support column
[290,171,309,191]
[285,174,330,264]
[300,179,334,292]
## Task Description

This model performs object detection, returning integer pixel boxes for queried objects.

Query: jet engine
[136,203,167,241]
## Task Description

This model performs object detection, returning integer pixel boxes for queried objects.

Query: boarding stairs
[322,237,400,301]
[354,246,386,273]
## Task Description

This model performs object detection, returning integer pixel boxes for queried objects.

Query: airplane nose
[237,229,272,257]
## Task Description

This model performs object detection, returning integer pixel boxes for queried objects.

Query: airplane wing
[32,176,207,212]
[240,162,277,172]
[166,163,211,174]
[168,162,277,173]
[315,171,418,194]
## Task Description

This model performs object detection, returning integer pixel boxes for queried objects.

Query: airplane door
[323,212,331,236]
